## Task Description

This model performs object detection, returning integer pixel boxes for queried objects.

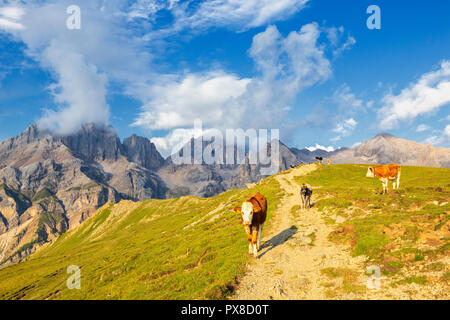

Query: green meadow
[294,164,450,279]
[0,176,282,300]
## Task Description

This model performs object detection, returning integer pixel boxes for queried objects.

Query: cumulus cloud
[305,144,335,152]
[134,23,336,135]
[38,44,109,135]
[0,6,25,30]
[422,124,450,147]
[378,60,450,130]
[133,72,251,130]
[2,0,314,136]
[326,26,356,57]
[331,118,357,142]
[2,0,154,134]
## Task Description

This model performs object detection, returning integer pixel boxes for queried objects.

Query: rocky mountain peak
[123,134,165,170]
[59,123,124,162]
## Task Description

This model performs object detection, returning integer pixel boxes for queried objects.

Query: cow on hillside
[366,163,401,194]
[234,193,267,257]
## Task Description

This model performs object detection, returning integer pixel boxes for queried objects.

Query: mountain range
[0,123,449,267]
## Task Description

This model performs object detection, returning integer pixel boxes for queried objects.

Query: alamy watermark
[366,265,381,289]
[66,5,81,30]
[66,265,81,290]
[170,120,281,176]
[366,5,381,30]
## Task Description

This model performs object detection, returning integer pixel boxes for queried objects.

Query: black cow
[300,184,313,209]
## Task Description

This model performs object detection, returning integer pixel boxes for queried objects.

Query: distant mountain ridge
[330,133,450,168]
[0,124,449,267]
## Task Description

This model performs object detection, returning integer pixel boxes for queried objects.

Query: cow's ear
[369,167,373,172]
[233,206,242,212]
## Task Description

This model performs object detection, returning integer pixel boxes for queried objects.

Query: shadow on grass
[258,225,298,259]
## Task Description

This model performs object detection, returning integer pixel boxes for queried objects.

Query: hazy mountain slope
[331,133,450,168]
[157,139,306,198]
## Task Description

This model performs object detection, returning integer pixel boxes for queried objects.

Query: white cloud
[416,124,430,132]
[186,0,309,30]
[134,23,338,142]
[141,0,310,38]
[3,1,355,155]
[0,6,25,30]
[3,0,154,134]
[378,60,450,130]
[325,25,356,57]
[133,72,251,130]
[330,84,363,114]
[37,44,110,135]
[331,118,357,142]
[305,144,335,152]
[423,124,450,147]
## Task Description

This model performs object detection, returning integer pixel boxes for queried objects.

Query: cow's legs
[251,227,258,257]
[244,225,252,254]
[381,178,388,194]
[257,223,263,250]
[396,174,400,190]
[392,179,396,190]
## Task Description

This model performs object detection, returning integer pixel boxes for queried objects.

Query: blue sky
[0,0,449,156]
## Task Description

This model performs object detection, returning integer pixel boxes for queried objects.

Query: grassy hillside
[294,164,450,289]
[0,164,448,300]
[0,176,282,300]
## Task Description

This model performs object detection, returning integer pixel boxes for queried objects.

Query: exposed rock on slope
[0,124,165,266]
[331,133,450,167]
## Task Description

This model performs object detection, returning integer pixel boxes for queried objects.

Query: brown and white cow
[366,163,401,194]
[234,192,267,257]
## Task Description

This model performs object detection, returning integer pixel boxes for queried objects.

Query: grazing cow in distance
[290,165,296,169]
[300,184,313,209]
[315,156,323,163]
[327,159,331,165]
[366,163,401,194]
[234,193,267,257]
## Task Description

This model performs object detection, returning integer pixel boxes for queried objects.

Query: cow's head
[366,167,375,178]
[234,201,254,225]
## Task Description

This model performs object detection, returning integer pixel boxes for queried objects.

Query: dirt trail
[232,164,380,300]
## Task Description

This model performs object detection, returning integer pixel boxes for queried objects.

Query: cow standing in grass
[234,193,267,257]
[366,163,401,194]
